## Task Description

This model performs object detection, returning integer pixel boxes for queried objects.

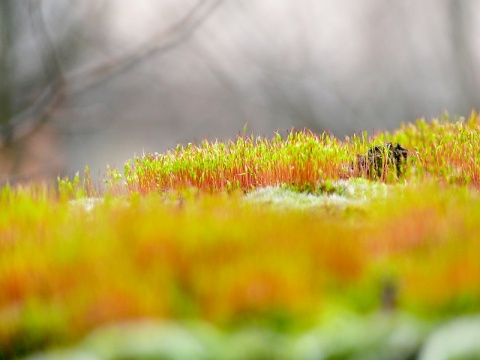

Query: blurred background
[0,0,479,184]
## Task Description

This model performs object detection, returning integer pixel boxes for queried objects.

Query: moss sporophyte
[2,112,480,358]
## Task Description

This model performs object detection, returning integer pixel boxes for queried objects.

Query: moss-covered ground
[2,113,480,359]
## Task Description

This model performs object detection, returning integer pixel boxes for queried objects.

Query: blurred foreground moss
[1,181,480,357]
[19,314,480,359]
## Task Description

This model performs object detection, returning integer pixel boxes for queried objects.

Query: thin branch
[0,0,68,147]
[0,82,64,147]
[67,0,225,96]
[28,0,66,85]
[0,0,225,146]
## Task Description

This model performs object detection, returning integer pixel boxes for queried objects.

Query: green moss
[1,112,480,357]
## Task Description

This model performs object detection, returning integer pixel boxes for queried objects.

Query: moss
[2,112,480,356]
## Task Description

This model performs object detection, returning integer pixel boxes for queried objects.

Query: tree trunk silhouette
[0,0,14,144]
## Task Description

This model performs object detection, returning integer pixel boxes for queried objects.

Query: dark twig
[0,0,225,145]
[67,0,225,96]
[0,82,64,147]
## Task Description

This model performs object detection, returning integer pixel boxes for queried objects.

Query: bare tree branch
[28,0,66,85]
[67,0,225,96]
[0,83,64,145]
[0,0,225,146]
